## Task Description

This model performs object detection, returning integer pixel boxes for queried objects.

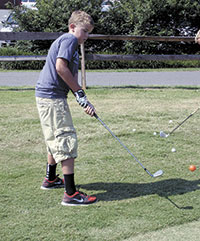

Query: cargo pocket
[54,127,78,158]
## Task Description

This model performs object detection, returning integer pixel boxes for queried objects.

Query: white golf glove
[74,89,88,108]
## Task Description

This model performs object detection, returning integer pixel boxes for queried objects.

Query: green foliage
[122,0,200,36]
[121,0,200,55]
[0,47,45,70]
[14,0,102,32]
[85,59,200,70]
[0,60,44,70]
[13,0,103,51]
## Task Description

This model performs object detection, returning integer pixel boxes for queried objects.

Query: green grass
[0,67,199,72]
[86,68,200,72]
[1,87,200,241]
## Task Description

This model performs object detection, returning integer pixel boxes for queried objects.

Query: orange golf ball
[189,165,196,172]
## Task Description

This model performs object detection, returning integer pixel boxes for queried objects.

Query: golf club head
[160,131,169,138]
[153,170,163,177]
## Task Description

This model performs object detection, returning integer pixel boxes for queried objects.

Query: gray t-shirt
[35,33,79,98]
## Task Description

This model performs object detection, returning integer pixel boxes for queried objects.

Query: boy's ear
[69,23,76,32]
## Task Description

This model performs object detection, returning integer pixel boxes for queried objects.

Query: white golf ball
[132,129,136,132]
[169,120,173,124]
[171,148,176,152]
[153,132,157,135]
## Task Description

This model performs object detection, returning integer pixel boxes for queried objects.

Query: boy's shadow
[81,178,200,209]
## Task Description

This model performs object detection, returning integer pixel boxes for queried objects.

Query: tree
[12,0,132,53]
[13,0,103,52]
[121,0,200,54]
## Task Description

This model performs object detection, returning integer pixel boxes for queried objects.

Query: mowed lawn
[0,86,200,241]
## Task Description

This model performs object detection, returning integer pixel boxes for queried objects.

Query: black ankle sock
[46,163,57,181]
[64,174,76,196]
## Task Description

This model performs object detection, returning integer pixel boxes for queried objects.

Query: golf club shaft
[169,107,199,135]
[94,113,152,176]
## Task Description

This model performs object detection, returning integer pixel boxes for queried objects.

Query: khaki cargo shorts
[36,97,78,163]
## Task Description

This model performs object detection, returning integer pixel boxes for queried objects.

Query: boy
[35,11,97,206]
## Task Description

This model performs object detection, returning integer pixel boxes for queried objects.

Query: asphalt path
[0,70,199,87]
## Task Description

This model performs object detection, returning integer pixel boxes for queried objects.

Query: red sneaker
[40,175,64,190]
[61,191,97,206]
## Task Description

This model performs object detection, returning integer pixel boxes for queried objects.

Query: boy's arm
[56,58,81,92]
[56,58,96,116]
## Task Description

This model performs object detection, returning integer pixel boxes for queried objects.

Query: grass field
[0,86,200,241]
[0,67,200,72]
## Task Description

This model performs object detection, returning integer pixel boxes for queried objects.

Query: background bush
[0,46,45,70]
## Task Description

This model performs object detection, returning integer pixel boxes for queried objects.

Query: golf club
[94,113,163,178]
[160,107,199,138]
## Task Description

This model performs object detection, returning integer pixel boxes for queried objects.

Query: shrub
[0,47,45,70]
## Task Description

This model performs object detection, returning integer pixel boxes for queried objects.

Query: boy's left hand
[84,102,96,117]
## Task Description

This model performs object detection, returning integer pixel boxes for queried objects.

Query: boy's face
[69,23,93,44]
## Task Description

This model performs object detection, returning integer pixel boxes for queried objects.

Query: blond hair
[68,11,94,28]
[195,30,200,43]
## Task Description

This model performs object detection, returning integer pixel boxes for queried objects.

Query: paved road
[0,70,199,87]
